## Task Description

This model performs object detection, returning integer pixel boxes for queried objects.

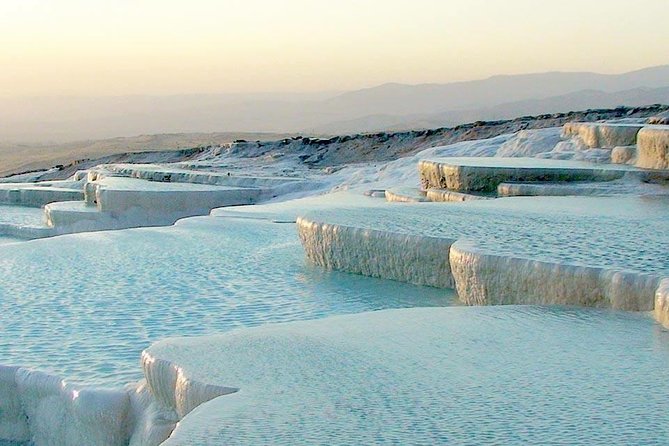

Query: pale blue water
[2,192,669,446]
[159,306,669,445]
[0,217,451,386]
[0,205,44,226]
[304,195,669,274]
[0,236,22,245]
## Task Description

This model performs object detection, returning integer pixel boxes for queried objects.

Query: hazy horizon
[2,0,669,145]
[1,64,667,100]
[2,0,669,97]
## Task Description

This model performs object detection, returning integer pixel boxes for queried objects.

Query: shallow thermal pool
[158,306,669,445]
[0,236,22,245]
[302,195,669,275]
[0,205,44,227]
[0,216,450,387]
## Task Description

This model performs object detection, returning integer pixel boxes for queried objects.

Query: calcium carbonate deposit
[2,114,669,445]
[300,195,669,274]
[155,307,669,445]
[0,218,449,386]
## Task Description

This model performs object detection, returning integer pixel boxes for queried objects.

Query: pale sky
[1,0,667,97]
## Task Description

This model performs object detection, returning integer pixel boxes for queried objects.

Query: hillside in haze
[312,86,669,134]
[1,65,669,143]
[0,132,297,178]
[320,65,669,115]
[4,104,666,182]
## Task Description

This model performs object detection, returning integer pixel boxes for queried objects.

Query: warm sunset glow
[1,0,667,97]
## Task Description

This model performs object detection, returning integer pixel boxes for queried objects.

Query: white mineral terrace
[0,165,309,240]
[149,307,669,445]
[561,121,669,170]
[562,122,645,148]
[418,157,639,192]
[384,187,429,202]
[82,176,260,221]
[0,183,83,207]
[297,194,669,311]
[496,178,669,197]
[3,123,669,445]
[637,125,669,169]
[0,199,449,445]
[425,188,490,202]
[98,163,315,198]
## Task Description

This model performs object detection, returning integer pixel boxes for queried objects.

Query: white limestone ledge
[134,351,237,446]
[611,146,637,165]
[0,366,131,446]
[2,174,272,239]
[648,111,669,125]
[0,357,235,446]
[85,177,262,213]
[95,164,316,199]
[418,158,625,192]
[426,188,489,202]
[562,122,644,148]
[0,223,54,240]
[140,352,237,421]
[37,177,268,235]
[363,189,387,198]
[135,307,669,444]
[654,279,669,328]
[296,217,454,288]
[497,178,669,197]
[636,126,669,170]
[449,240,660,311]
[44,200,233,235]
[496,182,607,197]
[45,201,119,232]
[0,186,83,207]
[384,187,429,203]
[296,214,665,312]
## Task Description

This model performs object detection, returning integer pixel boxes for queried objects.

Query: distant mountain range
[311,86,669,134]
[1,65,669,143]
[318,65,669,116]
